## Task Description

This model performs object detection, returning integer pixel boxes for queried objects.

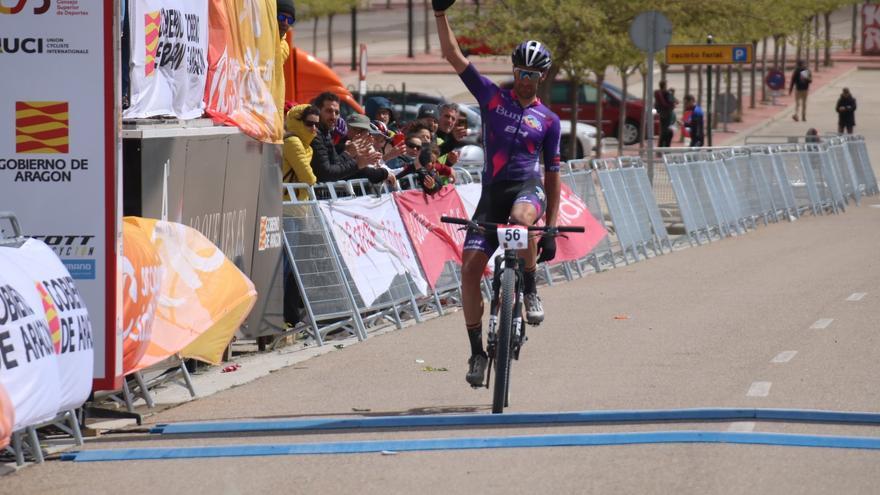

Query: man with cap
[417,104,441,141]
[275,1,296,121]
[344,113,394,186]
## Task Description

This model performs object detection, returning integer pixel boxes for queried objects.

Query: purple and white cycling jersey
[459,63,561,185]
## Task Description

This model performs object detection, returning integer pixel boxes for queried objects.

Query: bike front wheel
[492,267,515,414]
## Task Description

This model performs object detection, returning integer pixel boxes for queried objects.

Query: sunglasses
[303,120,319,128]
[406,142,422,149]
[277,12,295,25]
[514,68,543,81]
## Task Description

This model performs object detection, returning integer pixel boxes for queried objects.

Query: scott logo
[0,0,50,15]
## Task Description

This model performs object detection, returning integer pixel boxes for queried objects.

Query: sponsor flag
[1,239,95,414]
[319,197,428,307]
[125,1,209,119]
[0,243,63,431]
[121,218,162,374]
[204,0,283,143]
[15,101,69,154]
[124,218,257,371]
[394,186,468,288]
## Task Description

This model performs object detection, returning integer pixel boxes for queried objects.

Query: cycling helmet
[511,40,552,71]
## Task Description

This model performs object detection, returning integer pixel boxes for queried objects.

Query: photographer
[394,140,443,195]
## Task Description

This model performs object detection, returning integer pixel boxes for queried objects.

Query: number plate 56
[497,226,528,250]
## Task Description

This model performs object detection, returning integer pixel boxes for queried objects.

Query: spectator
[365,96,398,132]
[836,87,857,135]
[789,59,812,122]
[395,142,443,195]
[407,121,433,146]
[275,0,296,121]
[437,103,467,152]
[654,80,675,148]
[436,103,466,166]
[373,120,406,167]
[417,104,440,139]
[426,143,456,185]
[683,94,704,147]
[344,113,393,186]
[805,128,821,143]
[282,104,319,200]
[386,132,422,170]
[310,92,370,182]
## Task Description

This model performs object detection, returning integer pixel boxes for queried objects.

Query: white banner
[319,197,428,308]
[0,2,121,391]
[456,184,483,219]
[1,240,94,413]
[0,243,63,431]
[124,0,209,119]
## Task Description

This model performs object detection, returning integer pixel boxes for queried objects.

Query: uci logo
[0,0,50,15]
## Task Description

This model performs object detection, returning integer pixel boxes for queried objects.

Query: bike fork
[485,257,503,389]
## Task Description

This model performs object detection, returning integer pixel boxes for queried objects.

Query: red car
[503,79,658,145]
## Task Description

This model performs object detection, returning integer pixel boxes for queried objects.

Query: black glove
[432,0,456,12]
[536,233,557,264]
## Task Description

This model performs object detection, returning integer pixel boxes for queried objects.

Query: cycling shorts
[463,179,546,258]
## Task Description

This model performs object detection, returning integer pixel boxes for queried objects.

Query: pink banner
[394,186,468,289]
[547,183,608,264]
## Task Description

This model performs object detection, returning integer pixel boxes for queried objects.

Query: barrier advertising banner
[125,218,257,372]
[319,197,428,307]
[0,0,122,391]
[124,0,209,119]
[0,244,63,431]
[204,0,283,143]
[394,186,467,288]
[2,239,95,413]
[548,183,609,264]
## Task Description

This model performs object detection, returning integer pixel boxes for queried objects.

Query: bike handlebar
[440,216,585,233]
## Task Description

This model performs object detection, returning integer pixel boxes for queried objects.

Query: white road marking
[810,318,834,329]
[846,292,867,301]
[747,381,772,397]
[771,351,798,363]
[727,422,756,432]
[869,204,880,209]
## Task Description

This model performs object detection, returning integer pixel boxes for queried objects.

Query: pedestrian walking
[789,60,812,122]
[654,80,675,148]
[835,87,857,135]
[683,95,704,147]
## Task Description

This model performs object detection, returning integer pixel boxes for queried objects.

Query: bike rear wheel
[492,267,515,414]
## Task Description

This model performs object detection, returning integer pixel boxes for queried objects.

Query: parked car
[501,79,658,145]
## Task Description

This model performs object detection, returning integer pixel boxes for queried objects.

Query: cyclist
[433,1,562,387]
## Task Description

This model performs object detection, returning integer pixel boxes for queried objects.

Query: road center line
[810,318,834,329]
[747,382,772,397]
[846,293,867,301]
[771,351,798,363]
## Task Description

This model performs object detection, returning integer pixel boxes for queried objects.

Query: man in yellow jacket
[283,104,320,200]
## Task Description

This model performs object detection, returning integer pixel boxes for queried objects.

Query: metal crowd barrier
[277,136,874,347]
[282,184,367,345]
[592,157,672,263]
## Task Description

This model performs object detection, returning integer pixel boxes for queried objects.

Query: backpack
[800,69,811,83]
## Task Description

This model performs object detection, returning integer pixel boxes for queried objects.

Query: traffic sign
[665,44,753,65]
[629,11,672,53]
[765,69,785,91]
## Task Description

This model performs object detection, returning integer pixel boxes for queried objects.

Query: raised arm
[434,9,469,74]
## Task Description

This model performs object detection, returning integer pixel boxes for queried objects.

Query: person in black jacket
[836,87,857,134]
[789,60,812,122]
[310,92,371,182]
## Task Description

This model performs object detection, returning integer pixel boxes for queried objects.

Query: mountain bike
[441,216,584,413]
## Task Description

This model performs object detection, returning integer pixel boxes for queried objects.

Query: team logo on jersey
[522,115,542,131]
[535,185,546,203]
